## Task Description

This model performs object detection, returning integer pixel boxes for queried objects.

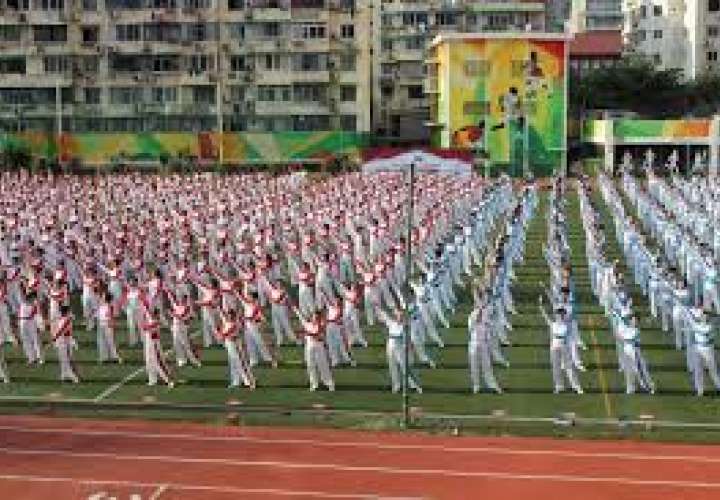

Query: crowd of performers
[2,168,715,396]
[0,170,528,393]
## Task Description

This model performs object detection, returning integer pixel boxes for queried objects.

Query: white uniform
[377,309,422,394]
[468,307,501,394]
[690,318,720,396]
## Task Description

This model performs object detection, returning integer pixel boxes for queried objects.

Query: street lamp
[402,155,419,428]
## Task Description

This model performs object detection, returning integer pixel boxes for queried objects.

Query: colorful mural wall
[582,119,712,143]
[434,35,567,175]
[613,120,710,140]
[0,131,368,165]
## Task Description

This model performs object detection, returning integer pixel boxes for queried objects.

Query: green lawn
[2,182,720,442]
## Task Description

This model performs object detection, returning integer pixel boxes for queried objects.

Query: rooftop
[569,30,622,58]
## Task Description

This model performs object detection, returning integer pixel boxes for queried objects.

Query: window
[116,25,141,42]
[637,30,646,41]
[293,115,330,131]
[653,5,662,15]
[152,56,180,72]
[263,53,283,70]
[296,24,326,39]
[708,51,719,61]
[192,86,215,104]
[78,56,99,73]
[712,0,720,11]
[653,30,663,39]
[82,0,97,9]
[709,26,719,37]
[110,87,144,105]
[187,23,212,42]
[381,86,393,98]
[340,115,356,131]
[37,0,64,9]
[407,86,423,99]
[188,54,213,73]
[639,5,647,17]
[230,55,247,71]
[381,39,392,51]
[261,22,280,38]
[293,84,326,102]
[82,26,99,43]
[5,0,30,10]
[653,53,662,64]
[402,12,428,27]
[406,36,423,50]
[228,0,245,9]
[341,24,354,39]
[293,53,325,71]
[340,85,356,102]
[34,25,67,43]
[229,23,245,40]
[43,55,70,73]
[0,25,22,42]
[381,63,394,75]
[381,14,393,27]
[151,87,177,103]
[229,86,245,101]
[184,0,210,8]
[339,53,355,71]
[435,13,457,25]
[83,88,101,104]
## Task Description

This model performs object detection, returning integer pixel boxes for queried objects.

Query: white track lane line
[1,424,720,465]
[0,473,421,499]
[0,447,719,490]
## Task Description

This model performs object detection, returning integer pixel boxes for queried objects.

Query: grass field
[2,179,720,442]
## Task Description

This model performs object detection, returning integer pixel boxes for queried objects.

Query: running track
[1,416,720,499]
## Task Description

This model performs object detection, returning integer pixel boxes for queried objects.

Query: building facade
[373,0,547,143]
[570,0,624,32]
[0,0,372,141]
[619,0,720,80]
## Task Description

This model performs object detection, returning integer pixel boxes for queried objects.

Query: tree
[571,57,687,117]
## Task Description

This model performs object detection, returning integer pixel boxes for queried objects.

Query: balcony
[248,7,292,21]
[291,70,330,83]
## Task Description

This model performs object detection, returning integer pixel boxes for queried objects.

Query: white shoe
[328,384,335,392]
[428,360,437,369]
[575,388,584,395]
[415,386,423,394]
[309,386,318,392]
[494,387,503,394]
[472,386,480,394]
[168,382,175,389]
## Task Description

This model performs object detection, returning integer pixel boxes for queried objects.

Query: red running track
[1,415,720,499]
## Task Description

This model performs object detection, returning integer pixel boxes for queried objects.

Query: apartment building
[570,0,624,32]
[0,0,372,137]
[373,0,547,142]
[620,0,720,80]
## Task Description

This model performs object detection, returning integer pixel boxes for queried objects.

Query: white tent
[361,149,472,176]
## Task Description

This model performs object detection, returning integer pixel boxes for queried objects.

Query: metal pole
[56,80,62,167]
[403,161,415,428]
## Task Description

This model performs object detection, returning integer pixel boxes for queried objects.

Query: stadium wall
[0,131,369,166]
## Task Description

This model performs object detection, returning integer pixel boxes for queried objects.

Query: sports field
[1,178,719,442]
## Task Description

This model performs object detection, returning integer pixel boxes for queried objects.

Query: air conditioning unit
[18,13,27,23]
[244,73,254,82]
[228,72,237,79]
